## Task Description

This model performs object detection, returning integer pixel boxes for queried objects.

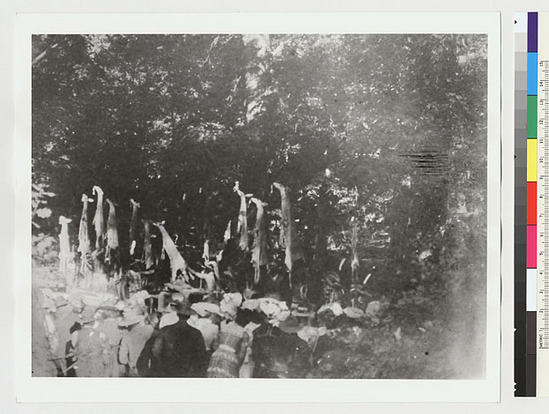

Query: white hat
[159,312,179,329]
[191,302,221,317]
[118,312,144,327]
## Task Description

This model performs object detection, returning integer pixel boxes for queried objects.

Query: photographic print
[16,12,501,402]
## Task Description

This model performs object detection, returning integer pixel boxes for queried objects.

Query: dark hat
[170,299,192,316]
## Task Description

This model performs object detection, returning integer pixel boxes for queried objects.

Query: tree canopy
[32,33,487,297]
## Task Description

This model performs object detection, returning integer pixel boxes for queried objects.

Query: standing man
[118,313,153,377]
[150,299,208,377]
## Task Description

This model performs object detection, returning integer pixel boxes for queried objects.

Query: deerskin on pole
[153,221,191,283]
[92,186,105,248]
[77,194,93,274]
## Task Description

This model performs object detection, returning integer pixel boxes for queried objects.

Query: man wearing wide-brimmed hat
[118,312,153,377]
[147,298,208,377]
[188,302,222,354]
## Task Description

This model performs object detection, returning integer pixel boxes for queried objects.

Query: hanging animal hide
[234,182,252,251]
[103,198,121,278]
[153,222,192,283]
[106,199,119,250]
[272,182,304,275]
[350,219,360,284]
[250,197,269,283]
[78,194,93,273]
[129,199,140,257]
[142,219,154,270]
[58,215,72,275]
[92,186,105,249]
[223,220,232,243]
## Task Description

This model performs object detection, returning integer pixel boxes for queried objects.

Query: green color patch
[527,95,538,138]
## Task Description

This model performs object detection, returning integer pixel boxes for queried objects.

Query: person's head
[169,298,193,319]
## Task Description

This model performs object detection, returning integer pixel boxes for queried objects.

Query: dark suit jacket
[144,317,208,377]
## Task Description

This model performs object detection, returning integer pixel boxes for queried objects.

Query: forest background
[31,33,488,379]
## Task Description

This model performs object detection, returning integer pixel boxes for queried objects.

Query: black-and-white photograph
[29,28,492,383]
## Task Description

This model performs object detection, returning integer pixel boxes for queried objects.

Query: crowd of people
[61,289,313,378]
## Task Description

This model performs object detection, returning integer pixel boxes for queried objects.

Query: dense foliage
[32,33,487,312]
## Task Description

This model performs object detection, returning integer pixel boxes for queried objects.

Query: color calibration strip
[515,13,549,397]
[515,12,531,397]
[537,13,549,398]
[527,11,538,397]
[516,12,549,397]
[515,13,537,397]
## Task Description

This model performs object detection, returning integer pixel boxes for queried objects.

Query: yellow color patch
[528,139,537,182]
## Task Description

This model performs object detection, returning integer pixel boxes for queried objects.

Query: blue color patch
[528,52,538,95]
